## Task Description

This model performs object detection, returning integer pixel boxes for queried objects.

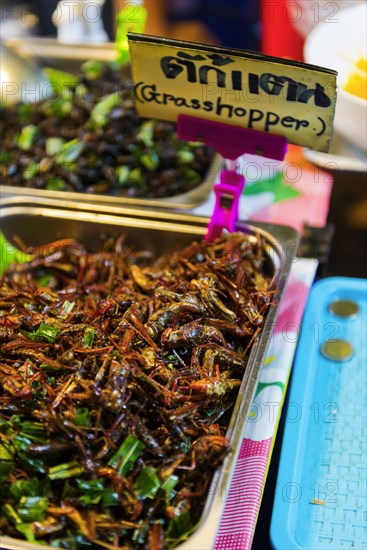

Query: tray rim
[0,199,299,550]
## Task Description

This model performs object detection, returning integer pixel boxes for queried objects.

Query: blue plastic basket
[270,277,367,550]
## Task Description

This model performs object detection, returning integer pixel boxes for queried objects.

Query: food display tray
[271,277,367,550]
[0,197,298,550]
[0,154,221,211]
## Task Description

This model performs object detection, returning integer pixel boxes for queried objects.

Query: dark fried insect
[0,232,275,549]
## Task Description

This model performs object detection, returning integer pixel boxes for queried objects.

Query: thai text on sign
[128,34,337,152]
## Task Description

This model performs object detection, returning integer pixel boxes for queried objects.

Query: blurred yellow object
[343,57,367,100]
[356,57,367,72]
[344,72,367,100]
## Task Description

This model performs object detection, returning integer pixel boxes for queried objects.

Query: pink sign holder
[177,115,288,241]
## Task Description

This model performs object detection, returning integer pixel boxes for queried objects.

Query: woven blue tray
[270,277,367,550]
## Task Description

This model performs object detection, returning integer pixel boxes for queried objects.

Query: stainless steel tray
[0,154,220,211]
[5,37,117,64]
[0,198,299,550]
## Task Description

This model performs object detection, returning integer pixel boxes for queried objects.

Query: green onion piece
[133,466,161,500]
[117,166,130,187]
[140,151,159,170]
[37,274,53,287]
[0,231,33,275]
[136,120,155,147]
[46,178,66,191]
[24,161,38,180]
[17,496,48,522]
[61,300,75,318]
[0,151,12,165]
[81,60,104,80]
[55,139,84,165]
[49,460,84,480]
[74,407,91,427]
[0,460,14,482]
[165,510,193,540]
[42,97,72,118]
[83,327,95,348]
[23,323,60,344]
[177,150,195,164]
[75,478,106,506]
[13,435,46,473]
[90,92,122,129]
[46,137,65,156]
[20,421,47,442]
[43,67,79,92]
[76,478,105,492]
[18,103,36,124]
[16,523,36,543]
[108,434,144,475]
[178,166,201,186]
[10,478,51,500]
[62,480,78,500]
[0,441,14,461]
[102,489,119,507]
[127,168,142,184]
[75,83,88,99]
[2,503,22,525]
[18,125,37,151]
[161,475,179,500]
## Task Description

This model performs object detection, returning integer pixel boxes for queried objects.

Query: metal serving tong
[177,115,288,241]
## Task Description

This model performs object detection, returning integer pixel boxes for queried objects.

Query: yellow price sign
[128,34,337,153]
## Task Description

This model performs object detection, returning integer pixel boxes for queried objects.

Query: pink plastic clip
[177,115,288,241]
[206,169,245,241]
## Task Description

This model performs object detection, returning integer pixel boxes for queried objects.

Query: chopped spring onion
[127,168,142,184]
[61,300,75,318]
[20,421,47,443]
[178,166,201,186]
[165,510,193,540]
[46,137,65,156]
[17,496,48,522]
[10,478,51,500]
[2,503,22,524]
[42,97,72,118]
[133,466,160,499]
[140,151,159,170]
[108,434,144,475]
[0,460,15,482]
[55,139,84,165]
[74,407,91,427]
[43,67,79,92]
[18,125,37,151]
[83,327,95,348]
[90,92,122,129]
[48,460,84,480]
[23,161,38,180]
[81,60,104,80]
[46,178,66,191]
[136,120,155,147]
[177,150,195,164]
[23,323,60,344]
[117,166,130,186]
[161,474,179,500]
[15,523,36,543]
